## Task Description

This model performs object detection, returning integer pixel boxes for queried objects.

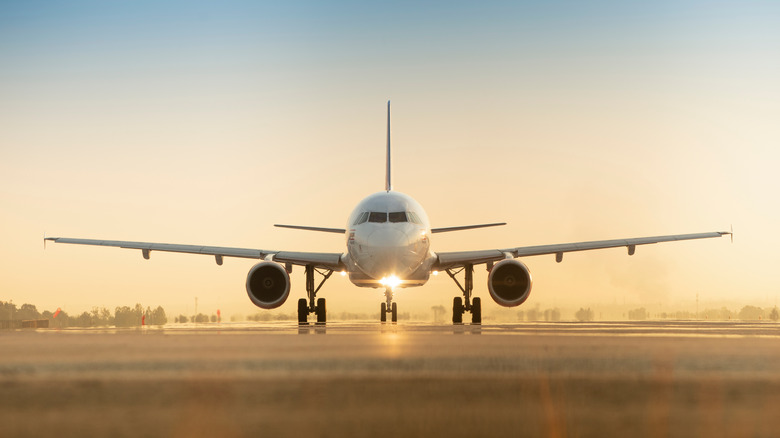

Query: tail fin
[386,100,392,192]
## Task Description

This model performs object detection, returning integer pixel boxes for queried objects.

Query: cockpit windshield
[353,212,369,225]
[388,212,407,223]
[359,211,419,224]
[368,212,387,223]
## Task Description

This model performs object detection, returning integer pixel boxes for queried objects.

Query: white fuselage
[344,191,435,288]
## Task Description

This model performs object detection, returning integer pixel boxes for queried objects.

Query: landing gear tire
[297,298,308,325]
[471,297,482,324]
[380,302,387,322]
[391,302,398,323]
[453,297,464,324]
[316,298,326,324]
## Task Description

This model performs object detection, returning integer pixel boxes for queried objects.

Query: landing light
[380,275,402,288]
[340,271,347,277]
[432,270,438,276]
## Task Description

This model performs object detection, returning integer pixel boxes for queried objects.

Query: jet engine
[245,262,291,309]
[487,259,532,307]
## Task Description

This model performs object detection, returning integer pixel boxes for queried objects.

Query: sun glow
[379,275,402,288]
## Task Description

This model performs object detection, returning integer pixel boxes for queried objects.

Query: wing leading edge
[44,237,344,270]
[434,231,731,270]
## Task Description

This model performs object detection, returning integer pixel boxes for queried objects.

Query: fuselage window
[368,212,387,223]
[353,212,369,225]
[388,212,407,223]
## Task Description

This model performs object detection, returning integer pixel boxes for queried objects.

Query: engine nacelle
[488,259,533,307]
[245,262,291,309]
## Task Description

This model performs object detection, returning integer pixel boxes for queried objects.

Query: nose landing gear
[380,287,398,323]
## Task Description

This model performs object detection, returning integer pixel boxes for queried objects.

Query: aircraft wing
[434,231,730,270]
[44,237,345,271]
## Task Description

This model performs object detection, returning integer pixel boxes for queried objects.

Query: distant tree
[738,305,763,320]
[149,306,167,325]
[516,310,525,321]
[115,306,131,327]
[0,301,17,320]
[74,311,93,327]
[628,308,648,321]
[49,310,70,328]
[544,308,561,322]
[431,305,446,323]
[575,307,595,322]
[115,305,144,327]
[210,314,217,323]
[18,303,41,320]
[177,315,188,323]
[248,312,273,322]
[526,305,541,321]
[703,307,735,320]
[770,307,779,321]
[87,307,112,326]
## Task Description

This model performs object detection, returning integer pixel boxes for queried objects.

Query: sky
[1,0,778,318]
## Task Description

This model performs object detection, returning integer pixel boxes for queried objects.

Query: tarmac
[2,321,780,437]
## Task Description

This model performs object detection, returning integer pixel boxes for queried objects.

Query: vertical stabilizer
[386,100,392,192]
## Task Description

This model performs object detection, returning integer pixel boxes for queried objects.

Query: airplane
[45,101,731,324]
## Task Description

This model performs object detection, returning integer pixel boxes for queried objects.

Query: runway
[2,321,780,437]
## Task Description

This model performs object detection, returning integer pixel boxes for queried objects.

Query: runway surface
[2,321,780,437]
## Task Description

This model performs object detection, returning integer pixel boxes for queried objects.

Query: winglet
[386,100,392,192]
[718,226,733,243]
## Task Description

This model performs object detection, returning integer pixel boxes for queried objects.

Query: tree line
[626,305,780,321]
[0,301,167,328]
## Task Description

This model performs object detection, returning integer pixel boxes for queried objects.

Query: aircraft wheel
[453,297,464,324]
[316,298,326,324]
[391,302,398,323]
[380,302,387,322]
[297,298,308,325]
[471,297,482,324]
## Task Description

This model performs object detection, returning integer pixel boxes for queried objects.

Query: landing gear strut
[380,286,398,323]
[297,265,333,325]
[445,264,481,324]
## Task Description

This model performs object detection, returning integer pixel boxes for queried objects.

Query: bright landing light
[380,275,402,288]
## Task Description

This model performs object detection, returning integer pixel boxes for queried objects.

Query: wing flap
[274,251,344,270]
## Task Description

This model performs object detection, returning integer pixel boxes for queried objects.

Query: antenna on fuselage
[386,100,392,192]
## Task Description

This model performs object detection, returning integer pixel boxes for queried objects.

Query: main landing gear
[380,286,398,323]
[298,265,333,325]
[445,264,481,324]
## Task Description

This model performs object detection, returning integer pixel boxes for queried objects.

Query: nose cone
[355,226,424,280]
[369,227,410,248]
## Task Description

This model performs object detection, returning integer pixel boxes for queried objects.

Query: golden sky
[1,1,777,317]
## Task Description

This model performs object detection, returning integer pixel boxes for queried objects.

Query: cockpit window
[353,212,369,225]
[368,212,387,223]
[388,212,407,223]
[408,212,422,224]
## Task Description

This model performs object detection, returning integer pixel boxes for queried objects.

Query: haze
[1,1,777,318]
